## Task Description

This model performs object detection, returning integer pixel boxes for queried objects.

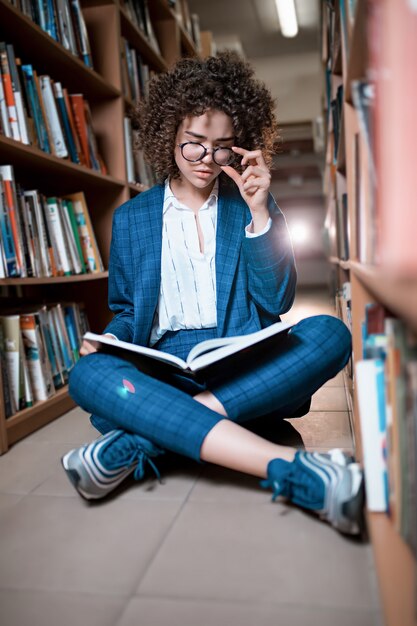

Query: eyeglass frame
[177,141,236,166]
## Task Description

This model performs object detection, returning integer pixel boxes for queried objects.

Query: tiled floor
[0,288,382,626]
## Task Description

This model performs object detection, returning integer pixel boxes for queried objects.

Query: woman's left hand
[221,147,271,233]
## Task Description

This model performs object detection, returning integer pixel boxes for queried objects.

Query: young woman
[62,52,363,535]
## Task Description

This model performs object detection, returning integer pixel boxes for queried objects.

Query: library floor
[0,289,383,626]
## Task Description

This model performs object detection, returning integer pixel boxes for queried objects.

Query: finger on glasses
[240,165,269,182]
[232,147,266,168]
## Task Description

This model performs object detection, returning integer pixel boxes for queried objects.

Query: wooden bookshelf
[322,1,417,624]
[0,0,201,452]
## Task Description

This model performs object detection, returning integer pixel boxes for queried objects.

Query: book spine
[58,197,82,273]
[53,81,79,163]
[45,197,72,275]
[33,69,54,154]
[63,305,80,362]
[0,64,12,138]
[52,304,74,374]
[0,165,24,276]
[20,64,51,153]
[39,194,58,275]
[69,94,90,167]
[0,322,16,417]
[62,87,84,164]
[83,100,100,171]
[16,184,34,277]
[37,306,65,389]
[62,199,86,272]
[5,44,29,144]
[65,192,102,272]
[0,315,21,412]
[20,191,39,277]
[70,0,93,67]
[0,179,18,277]
[0,42,21,141]
[20,314,50,402]
[39,76,68,158]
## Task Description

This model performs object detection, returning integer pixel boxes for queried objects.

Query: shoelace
[260,476,289,501]
[105,434,164,483]
[133,450,162,482]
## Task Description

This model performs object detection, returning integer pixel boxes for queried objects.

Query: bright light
[275,0,298,38]
[290,222,310,245]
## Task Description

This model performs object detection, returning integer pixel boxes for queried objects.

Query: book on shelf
[122,0,146,34]
[0,322,15,417]
[359,302,417,554]
[355,358,389,512]
[63,191,104,273]
[14,0,94,68]
[124,117,135,184]
[0,313,35,411]
[0,175,19,277]
[190,13,202,53]
[70,0,94,68]
[141,0,162,56]
[120,38,150,103]
[39,75,68,158]
[405,360,417,555]
[84,320,294,379]
[0,302,89,415]
[0,166,103,278]
[51,81,78,162]
[5,43,30,145]
[0,42,106,172]
[0,42,21,142]
[20,312,55,401]
[0,165,25,276]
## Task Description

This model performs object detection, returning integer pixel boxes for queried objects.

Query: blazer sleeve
[241,193,297,317]
[102,206,135,342]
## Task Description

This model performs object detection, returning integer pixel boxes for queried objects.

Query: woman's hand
[79,333,116,356]
[221,147,271,233]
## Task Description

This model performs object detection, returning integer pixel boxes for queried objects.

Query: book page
[187,321,294,371]
[83,332,188,370]
[186,336,239,363]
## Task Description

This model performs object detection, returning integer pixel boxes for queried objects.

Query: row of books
[8,0,94,68]
[121,0,161,57]
[355,302,417,556]
[0,301,89,416]
[121,37,151,103]
[0,42,107,173]
[170,0,202,53]
[0,164,104,278]
[123,117,156,188]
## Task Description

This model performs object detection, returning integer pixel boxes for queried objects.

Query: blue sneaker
[61,430,163,500]
[261,449,364,535]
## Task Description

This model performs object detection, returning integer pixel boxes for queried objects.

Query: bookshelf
[0,0,201,453]
[322,1,417,625]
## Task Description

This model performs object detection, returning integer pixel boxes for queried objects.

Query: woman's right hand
[79,334,116,356]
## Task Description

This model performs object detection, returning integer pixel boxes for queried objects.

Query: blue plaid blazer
[104,178,297,347]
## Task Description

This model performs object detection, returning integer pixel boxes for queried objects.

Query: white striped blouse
[149,179,271,346]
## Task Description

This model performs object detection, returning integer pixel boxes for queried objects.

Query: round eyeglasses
[177,142,235,166]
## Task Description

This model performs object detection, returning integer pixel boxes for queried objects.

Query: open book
[84,320,294,378]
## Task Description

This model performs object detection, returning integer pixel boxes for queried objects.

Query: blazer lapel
[131,185,164,344]
[215,183,247,336]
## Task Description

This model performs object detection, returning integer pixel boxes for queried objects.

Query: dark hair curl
[132,51,279,181]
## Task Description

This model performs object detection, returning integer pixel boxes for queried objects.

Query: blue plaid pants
[68,315,351,461]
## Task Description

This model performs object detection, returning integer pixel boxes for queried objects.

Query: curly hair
[132,51,279,181]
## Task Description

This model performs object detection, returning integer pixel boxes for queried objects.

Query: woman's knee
[293,314,352,366]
